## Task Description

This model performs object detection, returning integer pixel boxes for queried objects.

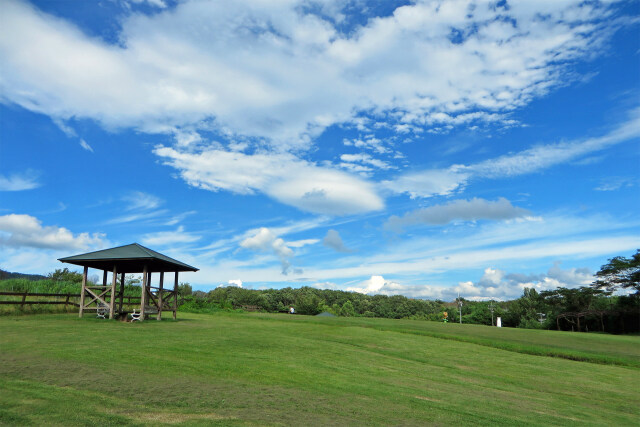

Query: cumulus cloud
[386,197,530,231]
[345,275,451,300]
[346,275,391,294]
[227,279,242,287]
[0,213,106,250]
[0,0,626,148]
[154,146,384,215]
[0,170,40,191]
[342,261,596,301]
[240,227,296,274]
[322,229,351,253]
[452,263,595,300]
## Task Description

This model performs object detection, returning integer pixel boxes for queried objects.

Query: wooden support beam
[157,272,164,321]
[109,265,117,319]
[118,272,125,314]
[140,265,148,320]
[79,266,88,318]
[103,270,108,287]
[146,288,159,307]
[173,271,179,320]
[84,287,109,308]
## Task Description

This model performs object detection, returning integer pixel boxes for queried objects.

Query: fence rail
[0,291,143,308]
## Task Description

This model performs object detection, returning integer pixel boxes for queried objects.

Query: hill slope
[1,312,638,426]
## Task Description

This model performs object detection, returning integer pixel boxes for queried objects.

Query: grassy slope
[271,314,640,367]
[0,312,638,426]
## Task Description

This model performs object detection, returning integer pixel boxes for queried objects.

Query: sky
[0,0,638,301]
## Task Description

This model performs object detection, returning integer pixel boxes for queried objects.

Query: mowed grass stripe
[1,312,638,426]
[250,313,640,367]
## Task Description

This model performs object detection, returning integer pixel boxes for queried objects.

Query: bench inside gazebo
[59,243,198,321]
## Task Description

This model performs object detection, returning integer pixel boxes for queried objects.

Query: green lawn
[1,312,638,426]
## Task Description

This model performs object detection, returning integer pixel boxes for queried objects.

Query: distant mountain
[0,269,47,281]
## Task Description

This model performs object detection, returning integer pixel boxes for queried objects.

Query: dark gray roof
[59,243,198,273]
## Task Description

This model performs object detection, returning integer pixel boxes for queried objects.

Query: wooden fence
[0,291,142,309]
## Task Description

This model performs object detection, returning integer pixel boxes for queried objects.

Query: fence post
[21,292,27,309]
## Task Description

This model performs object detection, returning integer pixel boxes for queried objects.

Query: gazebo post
[102,270,108,287]
[173,271,179,320]
[140,265,148,320]
[118,272,125,314]
[109,266,117,319]
[157,272,164,321]
[79,266,88,318]
[147,271,152,305]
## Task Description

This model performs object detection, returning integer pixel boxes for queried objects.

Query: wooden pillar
[140,265,148,320]
[109,266,117,319]
[118,272,125,314]
[102,270,108,287]
[173,271,179,320]
[157,272,164,321]
[79,266,88,318]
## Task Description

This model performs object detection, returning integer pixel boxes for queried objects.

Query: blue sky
[0,0,638,300]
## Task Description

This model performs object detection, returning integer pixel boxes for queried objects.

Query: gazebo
[59,243,198,321]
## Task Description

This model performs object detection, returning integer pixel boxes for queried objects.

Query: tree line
[1,250,637,333]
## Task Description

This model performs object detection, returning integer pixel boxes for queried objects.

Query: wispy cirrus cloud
[106,191,167,224]
[140,225,201,246]
[0,170,40,191]
[386,108,640,198]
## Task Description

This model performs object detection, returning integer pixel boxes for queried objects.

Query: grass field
[1,312,639,426]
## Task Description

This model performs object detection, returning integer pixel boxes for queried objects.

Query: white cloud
[0,213,106,250]
[240,227,296,274]
[346,275,388,294]
[128,0,167,9]
[0,170,40,191]
[140,225,201,246]
[79,138,94,152]
[595,176,636,192]
[387,109,640,198]
[322,229,351,253]
[450,262,595,300]
[227,279,242,287]
[339,153,393,175]
[287,239,320,248]
[123,191,162,211]
[339,260,596,301]
[385,197,531,231]
[0,0,626,148]
[154,146,384,215]
[107,191,166,224]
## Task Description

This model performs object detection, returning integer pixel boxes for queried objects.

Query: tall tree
[592,250,640,294]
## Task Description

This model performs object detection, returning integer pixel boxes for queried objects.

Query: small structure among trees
[59,243,198,321]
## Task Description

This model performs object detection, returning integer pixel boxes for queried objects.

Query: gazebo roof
[59,243,198,273]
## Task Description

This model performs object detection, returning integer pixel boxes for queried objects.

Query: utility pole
[489,301,495,326]
[457,293,463,324]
